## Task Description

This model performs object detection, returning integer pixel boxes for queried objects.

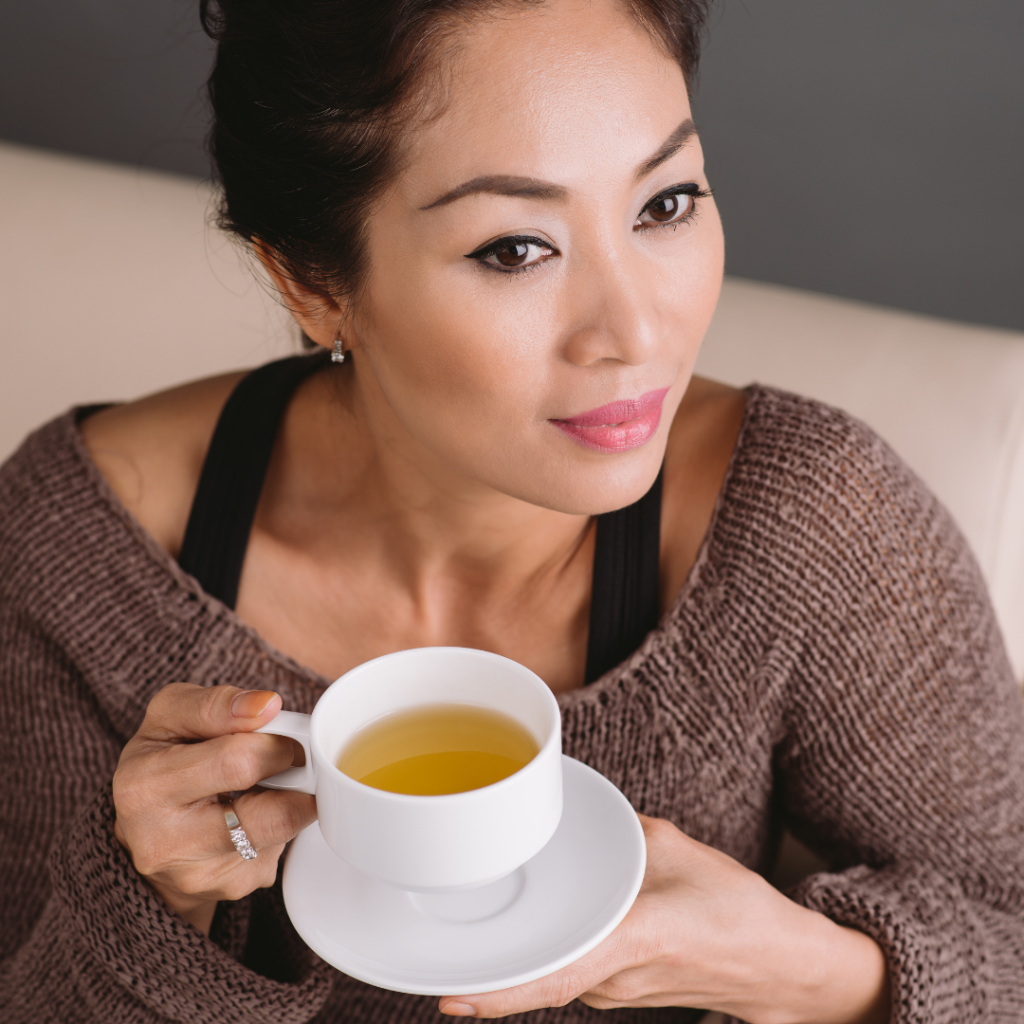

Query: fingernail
[440,1003,477,1017]
[231,690,278,718]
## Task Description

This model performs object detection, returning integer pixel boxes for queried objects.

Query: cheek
[658,206,725,346]
[357,262,559,462]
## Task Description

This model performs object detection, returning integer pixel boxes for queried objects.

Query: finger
[144,830,288,906]
[139,683,283,743]
[439,933,624,1018]
[141,730,300,804]
[233,788,318,850]
[438,971,583,1018]
[577,963,676,1010]
[212,843,288,903]
[172,789,315,859]
[119,784,313,881]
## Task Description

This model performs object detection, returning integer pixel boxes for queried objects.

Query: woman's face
[349,0,724,515]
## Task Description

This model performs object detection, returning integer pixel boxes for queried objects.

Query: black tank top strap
[178,351,330,609]
[179,354,662,681]
[583,467,663,684]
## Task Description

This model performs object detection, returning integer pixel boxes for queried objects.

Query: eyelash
[465,234,556,276]
[464,183,713,275]
[635,183,713,232]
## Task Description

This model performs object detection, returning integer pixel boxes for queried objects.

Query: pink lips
[550,388,670,453]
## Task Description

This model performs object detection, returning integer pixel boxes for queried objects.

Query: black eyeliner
[463,234,555,260]
[645,182,713,206]
[636,182,713,226]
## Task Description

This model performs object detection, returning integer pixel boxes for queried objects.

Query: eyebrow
[420,175,567,211]
[419,117,698,211]
[636,118,698,178]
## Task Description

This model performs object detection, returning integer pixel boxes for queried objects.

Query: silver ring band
[225,808,258,861]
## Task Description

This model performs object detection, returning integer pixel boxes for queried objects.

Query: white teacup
[256,646,563,893]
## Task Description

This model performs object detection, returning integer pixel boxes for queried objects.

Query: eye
[635,184,710,229]
[465,235,558,273]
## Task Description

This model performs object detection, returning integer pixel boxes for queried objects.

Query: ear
[252,241,353,351]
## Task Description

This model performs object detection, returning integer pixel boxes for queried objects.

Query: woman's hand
[440,816,890,1024]
[112,683,317,935]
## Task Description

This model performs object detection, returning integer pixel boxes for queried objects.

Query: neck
[261,364,594,602]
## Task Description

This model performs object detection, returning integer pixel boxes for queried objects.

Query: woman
[1,0,1022,1021]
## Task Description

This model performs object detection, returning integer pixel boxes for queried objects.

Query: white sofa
[3,139,1024,682]
[0,141,293,462]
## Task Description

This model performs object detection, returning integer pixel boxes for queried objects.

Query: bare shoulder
[669,375,746,456]
[79,370,248,556]
[659,375,747,607]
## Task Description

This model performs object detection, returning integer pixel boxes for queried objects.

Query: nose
[559,244,661,368]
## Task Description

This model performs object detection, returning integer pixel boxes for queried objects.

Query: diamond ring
[225,807,258,861]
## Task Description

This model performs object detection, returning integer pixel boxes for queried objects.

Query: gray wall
[695,0,1024,332]
[2,0,1021,331]
[0,1,213,177]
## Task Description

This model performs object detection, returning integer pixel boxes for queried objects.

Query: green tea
[336,703,539,795]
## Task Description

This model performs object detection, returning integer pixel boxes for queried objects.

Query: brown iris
[494,242,531,267]
[646,193,685,223]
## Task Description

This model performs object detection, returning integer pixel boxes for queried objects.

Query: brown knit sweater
[1,385,1022,1024]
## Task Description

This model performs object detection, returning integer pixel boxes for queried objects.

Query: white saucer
[282,755,646,996]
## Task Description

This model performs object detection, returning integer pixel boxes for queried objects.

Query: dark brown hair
[201,0,712,305]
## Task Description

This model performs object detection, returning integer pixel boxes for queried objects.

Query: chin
[501,444,667,517]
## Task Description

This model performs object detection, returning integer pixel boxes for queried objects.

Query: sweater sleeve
[767,402,1024,1023]
[0,621,335,1024]
[0,422,336,1023]
[0,784,333,1024]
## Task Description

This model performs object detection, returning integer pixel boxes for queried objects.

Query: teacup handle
[254,710,316,794]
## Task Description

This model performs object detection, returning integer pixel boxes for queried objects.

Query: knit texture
[1,386,1022,1023]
